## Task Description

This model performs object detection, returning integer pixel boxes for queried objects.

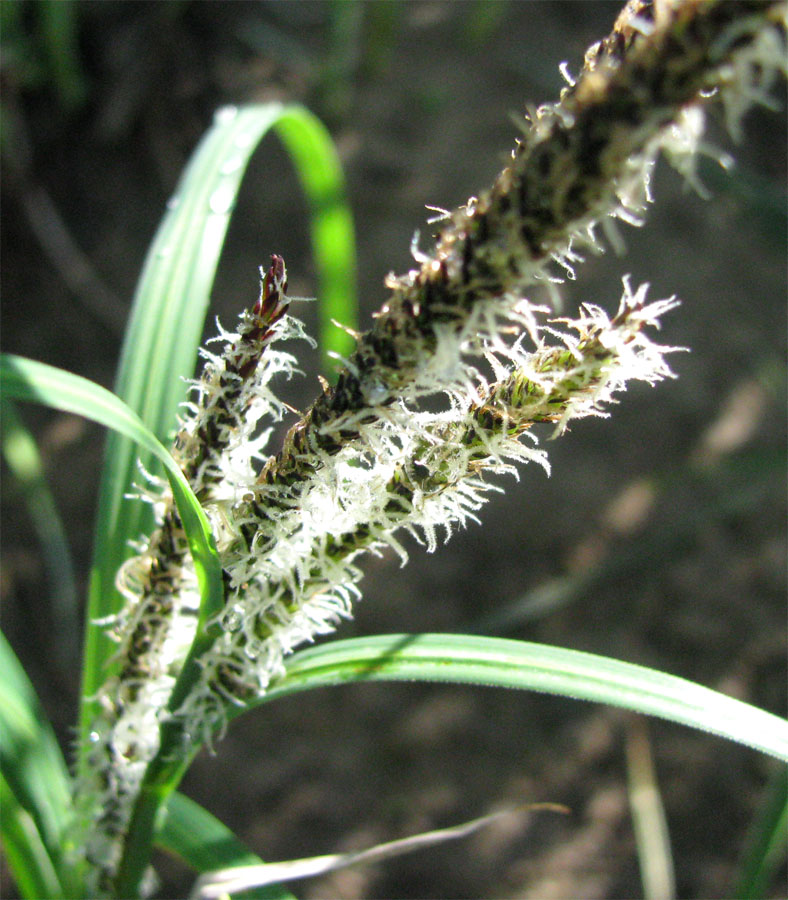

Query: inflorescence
[75,1,787,893]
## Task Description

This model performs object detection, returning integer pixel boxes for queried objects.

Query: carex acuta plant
[2,1,785,898]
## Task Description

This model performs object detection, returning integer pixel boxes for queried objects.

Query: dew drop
[208,183,236,215]
[362,376,388,405]
[214,105,238,126]
[220,155,243,175]
[223,605,243,632]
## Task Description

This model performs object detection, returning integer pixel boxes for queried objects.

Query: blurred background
[1,2,785,897]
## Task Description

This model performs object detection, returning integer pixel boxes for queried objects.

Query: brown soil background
[2,3,786,898]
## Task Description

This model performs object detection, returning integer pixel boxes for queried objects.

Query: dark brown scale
[534,145,554,178]
[421,275,435,310]
[235,358,258,381]
[420,277,461,324]
[495,192,511,218]
[344,374,365,410]
[206,419,220,444]
[573,118,609,180]
[215,663,256,701]
[409,460,430,484]
[131,628,153,655]
[531,196,555,229]
[517,176,531,219]
[159,520,177,557]
[330,382,349,414]
[550,123,572,153]
[661,30,689,70]
[635,57,673,105]
[355,349,376,375]
[461,234,474,285]
[385,478,415,509]
[246,323,267,343]
[309,405,327,429]
[259,293,280,320]
[606,85,645,126]
[319,433,344,456]
[239,520,257,547]
[370,333,400,370]
[190,447,208,475]
[291,430,307,456]
[254,532,276,554]
[609,29,629,63]
[250,499,268,522]
[219,382,242,406]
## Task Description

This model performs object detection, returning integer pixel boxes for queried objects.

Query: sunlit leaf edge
[254,634,788,762]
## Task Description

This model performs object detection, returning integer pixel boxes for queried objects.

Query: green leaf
[733,766,788,899]
[36,0,87,111]
[83,105,290,751]
[159,793,296,900]
[1,397,80,669]
[0,774,64,900]
[271,105,358,372]
[260,634,788,762]
[0,631,74,898]
[0,353,227,898]
[0,353,223,661]
[83,102,356,764]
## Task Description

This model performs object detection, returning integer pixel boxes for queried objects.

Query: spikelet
[75,3,786,893]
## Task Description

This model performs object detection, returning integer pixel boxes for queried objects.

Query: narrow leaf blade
[83,101,356,761]
[1,397,80,668]
[733,766,788,899]
[159,793,295,900]
[260,634,788,761]
[271,106,358,371]
[84,104,295,750]
[0,631,72,898]
[0,352,223,641]
[0,774,64,900]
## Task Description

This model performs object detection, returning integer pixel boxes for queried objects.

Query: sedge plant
[2,1,787,897]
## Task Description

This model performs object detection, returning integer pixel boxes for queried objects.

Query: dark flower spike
[76,2,786,892]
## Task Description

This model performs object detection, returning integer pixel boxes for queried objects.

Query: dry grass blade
[189,803,568,899]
